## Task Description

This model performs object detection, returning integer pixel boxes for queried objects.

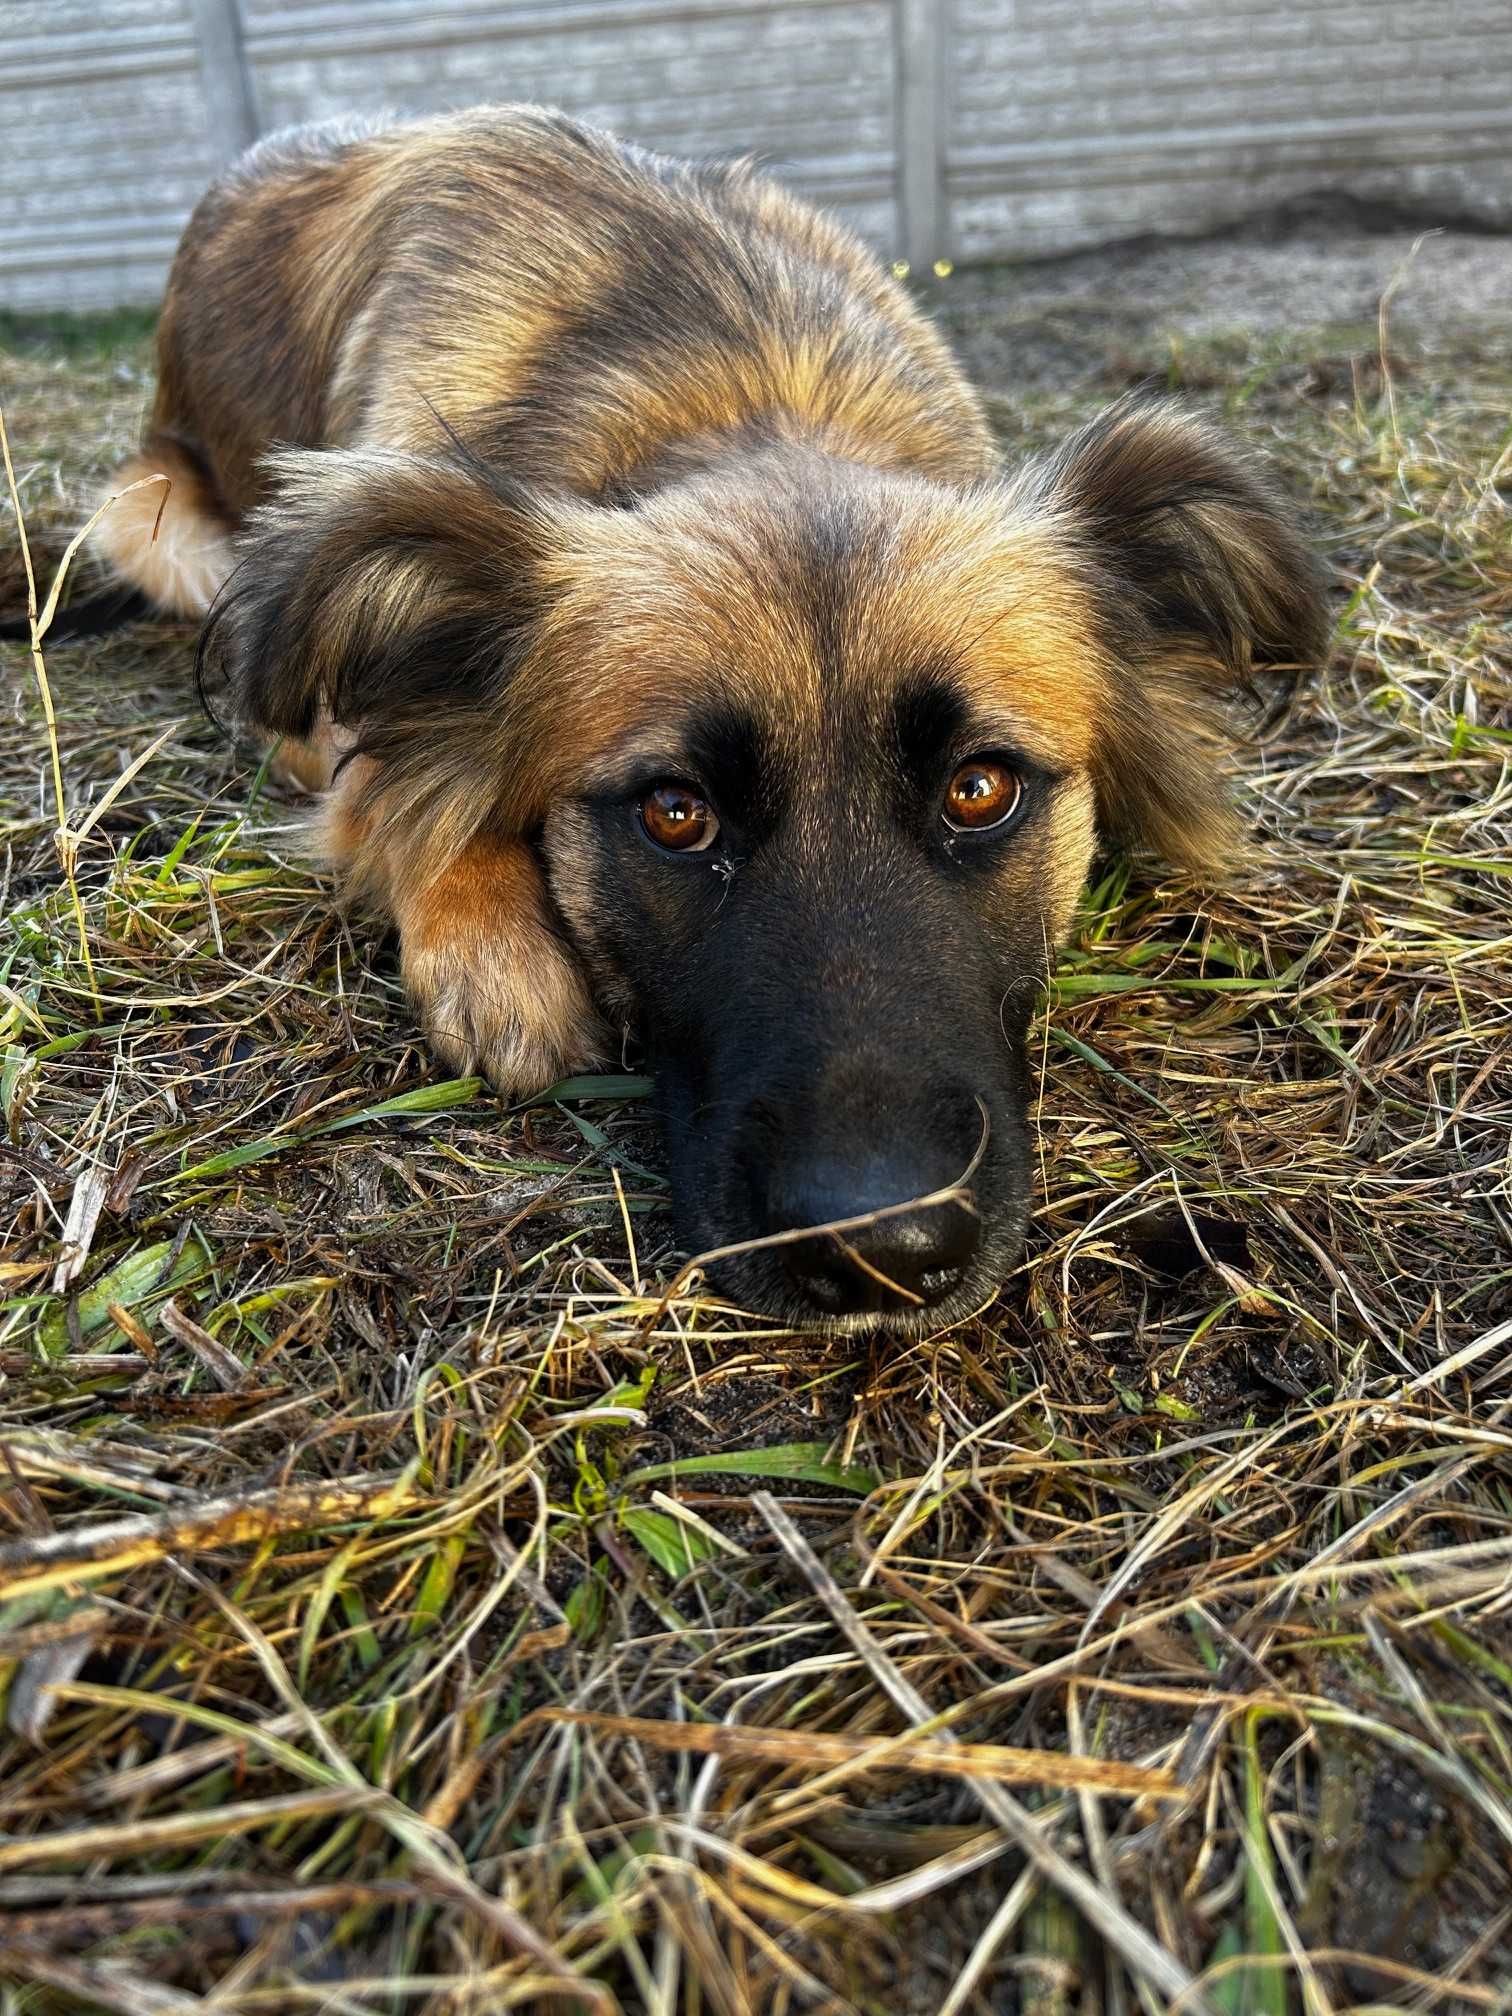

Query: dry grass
[0,279,1509,2016]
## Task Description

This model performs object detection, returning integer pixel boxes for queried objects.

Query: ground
[0,214,1510,2016]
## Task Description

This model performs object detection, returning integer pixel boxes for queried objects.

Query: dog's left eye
[943,757,1023,833]
[639,781,720,853]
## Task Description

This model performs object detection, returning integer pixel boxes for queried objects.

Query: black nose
[764,1160,982,1317]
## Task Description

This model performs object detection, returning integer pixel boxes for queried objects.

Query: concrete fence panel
[3,0,1508,312]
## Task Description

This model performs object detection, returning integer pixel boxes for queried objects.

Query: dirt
[935,203,1512,395]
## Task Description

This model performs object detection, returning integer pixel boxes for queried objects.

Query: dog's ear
[199,445,563,757]
[1023,398,1330,871]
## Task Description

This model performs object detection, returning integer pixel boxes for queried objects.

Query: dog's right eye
[639,781,720,853]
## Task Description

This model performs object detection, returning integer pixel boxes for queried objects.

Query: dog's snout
[701,1064,1018,1330]
[762,1153,982,1319]
[780,1196,981,1316]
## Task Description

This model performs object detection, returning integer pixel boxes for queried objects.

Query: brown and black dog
[90,105,1327,1329]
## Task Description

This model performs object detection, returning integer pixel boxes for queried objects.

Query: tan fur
[94,107,1323,1099]
[91,110,1008,1093]
[401,840,602,1090]
[92,441,234,617]
[317,765,600,1086]
[267,720,354,795]
[523,465,1107,790]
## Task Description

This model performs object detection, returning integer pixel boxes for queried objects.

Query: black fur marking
[463,152,951,499]
[891,672,969,794]
[196,445,553,746]
[678,701,777,837]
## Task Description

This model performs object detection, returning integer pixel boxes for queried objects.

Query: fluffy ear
[1024,397,1330,870]
[198,445,562,761]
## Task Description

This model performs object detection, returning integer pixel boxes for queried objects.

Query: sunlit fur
[94,106,1328,1327]
[93,440,234,618]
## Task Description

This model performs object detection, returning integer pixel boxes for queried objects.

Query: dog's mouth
[691,1215,1028,1337]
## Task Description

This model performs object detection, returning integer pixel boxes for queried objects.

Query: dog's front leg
[398,834,604,1093]
[318,758,603,1095]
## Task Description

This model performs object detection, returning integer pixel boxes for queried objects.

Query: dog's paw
[268,721,355,796]
[362,832,605,1098]
[403,926,603,1097]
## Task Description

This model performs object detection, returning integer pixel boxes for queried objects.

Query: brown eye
[943,758,1023,832]
[639,781,719,853]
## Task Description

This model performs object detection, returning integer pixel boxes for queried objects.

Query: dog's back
[142,107,997,526]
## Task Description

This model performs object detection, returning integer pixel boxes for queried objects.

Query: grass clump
[0,280,1509,2014]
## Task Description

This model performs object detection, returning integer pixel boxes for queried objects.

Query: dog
[82,105,1326,1331]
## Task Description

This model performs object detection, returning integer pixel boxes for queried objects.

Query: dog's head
[210,400,1328,1330]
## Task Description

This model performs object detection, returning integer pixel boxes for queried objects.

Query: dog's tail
[2,438,234,647]
[0,582,158,644]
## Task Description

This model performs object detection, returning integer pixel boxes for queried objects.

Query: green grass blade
[622,1442,879,1494]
